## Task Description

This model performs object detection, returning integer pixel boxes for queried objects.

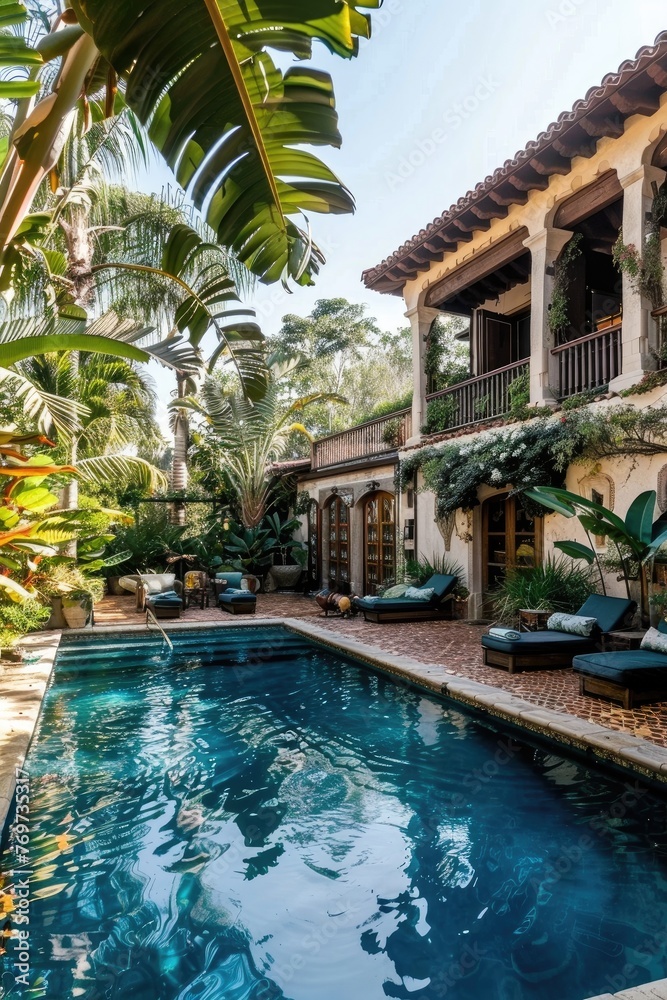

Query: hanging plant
[612,183,667,311]
[548,233,583,340]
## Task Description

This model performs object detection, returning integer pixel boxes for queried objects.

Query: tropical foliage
[182,352,344,526]
[271,298,413,439]
[0,0,377,288]
[525,486,667,625]
[490,557,594,626]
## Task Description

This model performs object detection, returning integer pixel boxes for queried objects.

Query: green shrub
[0,601,51,647]
[491,558,594,626]
[404,553,464,586]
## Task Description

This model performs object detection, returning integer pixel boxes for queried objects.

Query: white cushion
[640,627,667,654]
[404,586,434,603]
[118,575,138,593]
[141,573,176,595]
[546,612,597,637]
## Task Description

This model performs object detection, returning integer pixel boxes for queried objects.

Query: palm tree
[178,353,345,527]
[0,1,376,288]
[14,350,167,492]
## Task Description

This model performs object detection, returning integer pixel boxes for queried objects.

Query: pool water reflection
[1,626,667,1000]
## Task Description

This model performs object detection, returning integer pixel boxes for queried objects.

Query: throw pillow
[546,612,597,637]
[640,627,667,654]
[404,586,434,602]
[382,584,409,599]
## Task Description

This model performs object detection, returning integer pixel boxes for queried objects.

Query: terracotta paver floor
[95,593,667,747]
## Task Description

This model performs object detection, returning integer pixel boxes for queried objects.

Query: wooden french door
[328,497,350,586]
[307,500,320,590]
[364,492,396,594]
[483,492,542,592]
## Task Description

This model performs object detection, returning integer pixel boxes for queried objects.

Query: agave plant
[525,486,667,625]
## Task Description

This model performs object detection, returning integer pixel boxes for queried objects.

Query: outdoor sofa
[353,574,458,623]
[481,595,636,674]
[573,619,667,708]
[214,572,257,615]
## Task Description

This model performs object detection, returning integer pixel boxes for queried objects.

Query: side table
[602,630,645,652]
[519,608,551,632]
[185,586,210,610]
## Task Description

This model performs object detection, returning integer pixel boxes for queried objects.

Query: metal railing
[312,408,412,470]
[424,359,529,433]
[551,324,622,398]
[146,607,174,653]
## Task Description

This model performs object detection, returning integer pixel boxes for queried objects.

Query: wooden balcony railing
[425,359,529,432]
[311,408,412,471]
[551,324,622,398]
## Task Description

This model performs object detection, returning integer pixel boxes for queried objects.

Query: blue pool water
[2,626,667,1000]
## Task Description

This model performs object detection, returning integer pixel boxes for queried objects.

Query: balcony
[424,359,529,434]
[551,324,622,398]
[311,409,412,471]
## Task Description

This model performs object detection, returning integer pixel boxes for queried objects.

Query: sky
[138,0,667,429]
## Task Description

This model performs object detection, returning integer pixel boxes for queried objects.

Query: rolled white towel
[488,626,521,642]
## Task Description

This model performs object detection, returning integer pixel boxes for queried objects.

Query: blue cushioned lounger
[353,574,457,623]
[481,595,635,674]
[574,619,667,708]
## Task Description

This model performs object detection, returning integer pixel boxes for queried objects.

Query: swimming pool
[1,625,667,1000]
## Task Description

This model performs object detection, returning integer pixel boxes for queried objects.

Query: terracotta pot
[452,599,468,621]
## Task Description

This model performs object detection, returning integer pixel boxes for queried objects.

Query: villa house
[296,32,667,615]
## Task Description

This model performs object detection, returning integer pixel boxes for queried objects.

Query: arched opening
[364,491,396,594]
[326,495,350,587]
[482,492,542,594]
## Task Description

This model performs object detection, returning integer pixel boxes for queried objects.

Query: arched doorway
[327,496,350,587]
[482,492,542,594]
[364,491,396,594]
[307,499,320,590]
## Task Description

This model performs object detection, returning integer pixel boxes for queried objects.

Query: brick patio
[93,593,667,748]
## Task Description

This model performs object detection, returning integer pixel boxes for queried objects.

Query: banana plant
[0,429,79,600]
[525,486,667,625]
[0,0,378,288]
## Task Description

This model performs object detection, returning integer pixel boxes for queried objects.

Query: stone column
[349,500,364,596]
[523,227,574,406]
[609,164,667,392]
[406,303,442,445]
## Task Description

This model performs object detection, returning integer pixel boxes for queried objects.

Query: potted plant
[62,590,94,629]
[451,585,470,620]
[265,514,307,591]
[224,523,276,592]
[649,589,667,627]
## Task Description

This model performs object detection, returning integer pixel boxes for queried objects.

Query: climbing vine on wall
[398,404,667,518]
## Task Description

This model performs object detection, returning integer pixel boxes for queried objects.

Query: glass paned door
[328,497,350,585]
[365,492,396,594]
[483,493,542,593]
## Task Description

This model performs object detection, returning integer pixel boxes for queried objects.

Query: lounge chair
[353,574,458,623]
[481,595,636,674]
[119,573,184,616]
[573,621,667,708]
[214,572,257,615]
